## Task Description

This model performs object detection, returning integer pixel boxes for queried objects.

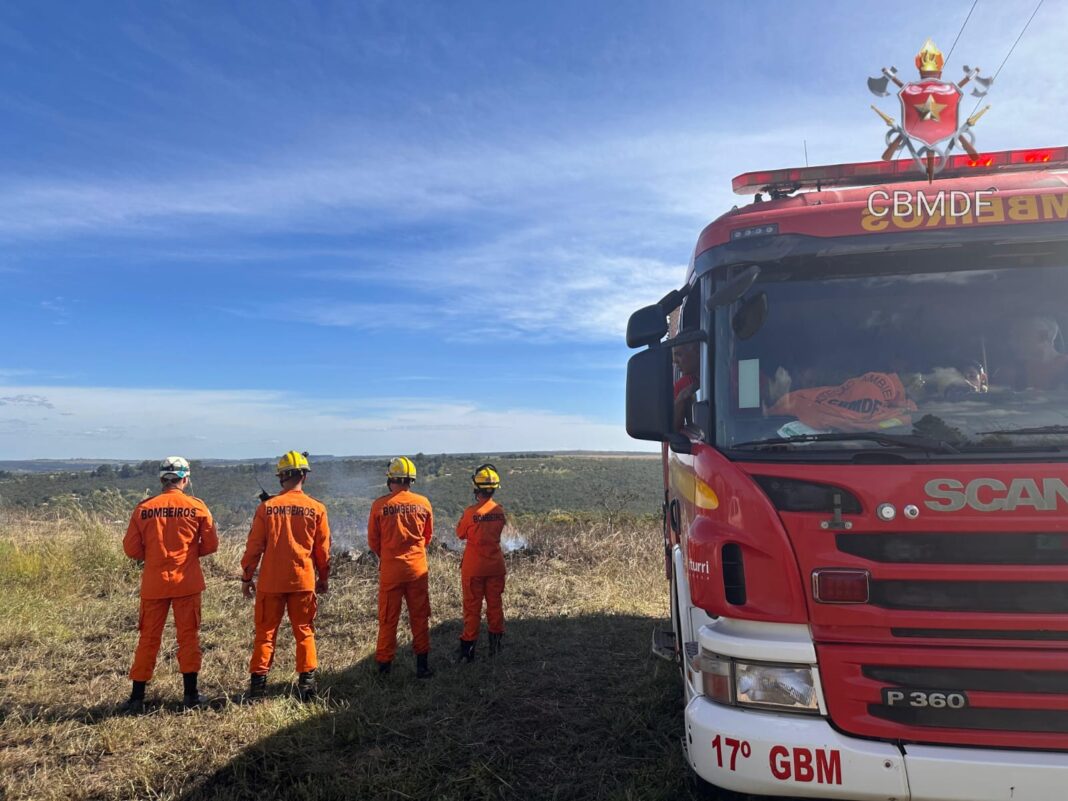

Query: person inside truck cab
[673,341,700,430]
[1002,315,1068,391]
[671,291,702,430]
[937,361,989,400]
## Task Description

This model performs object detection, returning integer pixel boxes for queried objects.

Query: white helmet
[159,456,190,480]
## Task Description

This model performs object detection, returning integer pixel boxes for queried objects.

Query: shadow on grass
[0,684,233,727]
[179,613,703,801]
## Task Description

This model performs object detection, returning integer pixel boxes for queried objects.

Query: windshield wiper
[731,432,959,454]
[980,425,1068,437]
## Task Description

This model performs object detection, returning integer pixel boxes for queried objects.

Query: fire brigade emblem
[868,39,993,179]
[901,78,960,146]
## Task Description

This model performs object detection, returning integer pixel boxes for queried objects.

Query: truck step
[651,625,676,662]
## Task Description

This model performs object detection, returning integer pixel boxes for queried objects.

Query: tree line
[0,455,661,535]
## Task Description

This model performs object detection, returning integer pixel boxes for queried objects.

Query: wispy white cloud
[0,393,54,409]
[4,1,1064,369]
[1,121,720,342]
[2,3,1061,242]
[234,248,682,342]
[0,368,37,380]
[40,296,71,325]
[0,384,644,459]
[0,126,718,238]
[13,97,1049,347]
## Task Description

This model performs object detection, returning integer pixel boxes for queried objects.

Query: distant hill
[0,454,662,548]
[0,451,655,474]
[0,459,132,474]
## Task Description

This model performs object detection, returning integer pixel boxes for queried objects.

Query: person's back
[240,451,330,701]
[369,488,433,583]
[368,457,435,677]
[458,497,507,579]
[456,464,508,661]
[127,489,215,599]
[248,488,330,593]
[121,457,217,712]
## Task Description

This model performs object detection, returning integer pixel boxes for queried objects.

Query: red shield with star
[898,79,962,146]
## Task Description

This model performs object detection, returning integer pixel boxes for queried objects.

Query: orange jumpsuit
[456,499,507,641]
[368,489,434,663]
[123,488,218,682]
[241,489,331,675]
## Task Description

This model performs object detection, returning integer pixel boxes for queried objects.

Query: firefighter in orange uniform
[240,451,330,701]
[122,456,218,713]
[456,464,508,662]
[368,457,435,677]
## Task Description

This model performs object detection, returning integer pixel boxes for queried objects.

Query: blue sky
[1,0,1064,458]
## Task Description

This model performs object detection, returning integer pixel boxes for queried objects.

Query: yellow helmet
[276,450,311,476]
[386,456,417,481]
[472,463,500,490]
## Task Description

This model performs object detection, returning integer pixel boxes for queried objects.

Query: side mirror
[707,264,761,309]
[626,346,673,441]
[626,305,669,349]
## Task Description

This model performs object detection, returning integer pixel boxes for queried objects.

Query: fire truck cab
[626,148,1068,800]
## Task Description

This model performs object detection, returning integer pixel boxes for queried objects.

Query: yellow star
[914,93,948,122]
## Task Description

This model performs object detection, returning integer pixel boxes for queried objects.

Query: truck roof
[693,166,1068,270]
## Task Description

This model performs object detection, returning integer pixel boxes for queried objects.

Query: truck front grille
[871,705,1068,734]
[819,644,1068,751]
[836,531,1068,564]
[862,665,1068,694]
[892,628,1068,641]
[870,579,1068,613]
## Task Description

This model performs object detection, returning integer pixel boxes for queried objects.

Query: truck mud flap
[652,624,676,661]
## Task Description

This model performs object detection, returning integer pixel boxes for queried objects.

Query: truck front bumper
[686,697,1068,801]
[686,696,907,800]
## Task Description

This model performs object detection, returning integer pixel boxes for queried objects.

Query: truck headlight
[692,651,819,714]
[735,662,818,712]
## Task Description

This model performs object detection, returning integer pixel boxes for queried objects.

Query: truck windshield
[712,245,1068,457]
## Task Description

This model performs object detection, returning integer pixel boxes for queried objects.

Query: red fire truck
[626,147,1068,800]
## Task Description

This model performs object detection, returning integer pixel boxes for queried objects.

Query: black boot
[458,639,476,663]
[297,670,317,701]
[377,661,392,675]
[416,652,434,679]
[121,680,146,714]
[182,672,205,709]
[489,632,504,656]
[246,673,268,701]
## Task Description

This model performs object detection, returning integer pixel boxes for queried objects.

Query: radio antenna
[254,465,272,503]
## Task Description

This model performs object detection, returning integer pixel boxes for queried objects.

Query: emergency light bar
[732,146,1068,196]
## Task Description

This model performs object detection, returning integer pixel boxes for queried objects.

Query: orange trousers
[462,574,506,641]
[129,593,201,681]
[250,591,318,675]
[376,574,430,663]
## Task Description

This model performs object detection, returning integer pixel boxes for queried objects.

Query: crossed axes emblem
[867,42,994,179]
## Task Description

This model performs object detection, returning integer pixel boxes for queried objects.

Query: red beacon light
[732,146,1068,196]
[1019,150,1053,164]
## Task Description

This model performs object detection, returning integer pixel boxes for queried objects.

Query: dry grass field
[0,506,715,801]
